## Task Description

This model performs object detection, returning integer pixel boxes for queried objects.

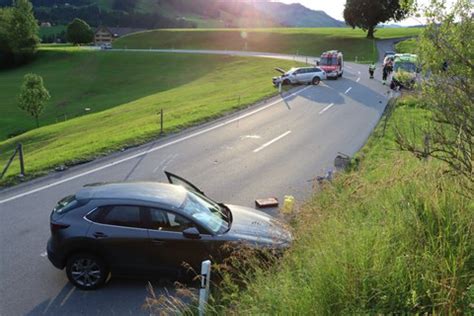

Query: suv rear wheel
[66,253,109,290]
[312,77,321,85]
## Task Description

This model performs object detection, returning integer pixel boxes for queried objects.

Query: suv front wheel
[312,77,321,85]
[66,253,109,290]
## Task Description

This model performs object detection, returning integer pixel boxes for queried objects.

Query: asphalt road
[0,46,395,315]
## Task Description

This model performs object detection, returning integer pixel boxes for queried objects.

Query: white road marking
[0,86,312,205]
[40,251,47,257]
[345,87,353,94]
[253,131,292,153]
[240,135,261,140]
[155,154,179,173]
[60,287,76,307]
[356,77,361,83]
[153,154,178,173]
[319,103,335,115]
[161,154,178,172]
[358,71,361,75]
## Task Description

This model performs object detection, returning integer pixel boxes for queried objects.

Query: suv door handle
[93,232,108,239]
[152,239,165,245]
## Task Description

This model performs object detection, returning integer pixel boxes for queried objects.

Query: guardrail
[1,143,25,179]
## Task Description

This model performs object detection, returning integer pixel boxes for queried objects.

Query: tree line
[33,4,195,29]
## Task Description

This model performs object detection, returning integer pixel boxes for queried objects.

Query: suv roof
[321,50,341,56]
[394,53,417,63]
[76,182,188,208]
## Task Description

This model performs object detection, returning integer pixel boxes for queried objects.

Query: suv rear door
[86,205,150,272]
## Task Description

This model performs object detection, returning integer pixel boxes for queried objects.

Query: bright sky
[275,0,457,25]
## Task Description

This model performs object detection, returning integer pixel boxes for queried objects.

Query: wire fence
[1,143,25,179]
[55,107,93,123]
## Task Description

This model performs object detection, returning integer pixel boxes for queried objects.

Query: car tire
[66,253,109,290]
[312,77,321,85]
[339,71,343,78]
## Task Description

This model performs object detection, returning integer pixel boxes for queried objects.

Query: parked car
[100,43,112,50]
[272,67,326,86]
[47,172,292,290]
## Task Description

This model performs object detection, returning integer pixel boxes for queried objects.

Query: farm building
[94,26,144,46]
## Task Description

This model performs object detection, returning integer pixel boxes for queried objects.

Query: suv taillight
[50,222,69,233]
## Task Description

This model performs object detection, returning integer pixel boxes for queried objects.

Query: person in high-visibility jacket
[369,63,376,79]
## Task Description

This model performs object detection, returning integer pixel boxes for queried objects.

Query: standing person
[387,60,393,75]
[369,63,376,79]
[382,63,388,85]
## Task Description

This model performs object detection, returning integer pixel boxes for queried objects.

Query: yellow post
[281,195,295,214]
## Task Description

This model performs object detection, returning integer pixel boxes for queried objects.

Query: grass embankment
[0,47,302,185]
[214,97,473,314]
[396,38,418,53]
[115,27,422,62]
[1,45,240,140]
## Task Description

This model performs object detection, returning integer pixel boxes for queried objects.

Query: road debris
[255,197,279,208]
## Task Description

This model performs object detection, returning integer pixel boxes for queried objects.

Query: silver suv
[273,67,327,86]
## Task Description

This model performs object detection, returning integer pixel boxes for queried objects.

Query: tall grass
[197,100,474,315]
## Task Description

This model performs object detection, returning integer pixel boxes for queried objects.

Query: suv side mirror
[183,227,201,239]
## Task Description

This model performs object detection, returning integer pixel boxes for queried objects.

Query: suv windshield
[181,192,230,234]
[395,62,416,73]
[320,57,337,65]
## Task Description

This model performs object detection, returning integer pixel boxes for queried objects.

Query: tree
[18,73,50,128]
[8,0,39,60]
[395,0,473,190]
[0,0,39,66]
[344,0,413,38]
[66,18,93,45]
[0,7,12,65]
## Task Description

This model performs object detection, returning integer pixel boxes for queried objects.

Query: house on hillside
[94,26,144,46]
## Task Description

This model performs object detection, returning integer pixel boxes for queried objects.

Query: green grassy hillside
[115,27,422,62]
[395,38,418,53]
[1,46,233,139]
[205,97,473,314]
[0,47,302,185]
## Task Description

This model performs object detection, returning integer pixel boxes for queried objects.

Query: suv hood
[274,67,286,74]
[225,204,292,246]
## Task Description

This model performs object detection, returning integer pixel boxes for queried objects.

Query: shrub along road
[0,47,395,315]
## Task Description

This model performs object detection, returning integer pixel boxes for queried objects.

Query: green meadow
[0,47,302,185]
[115,27,422,62]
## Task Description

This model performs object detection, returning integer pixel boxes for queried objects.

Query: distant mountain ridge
[252,2,345,27]
[0,0,345,28]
